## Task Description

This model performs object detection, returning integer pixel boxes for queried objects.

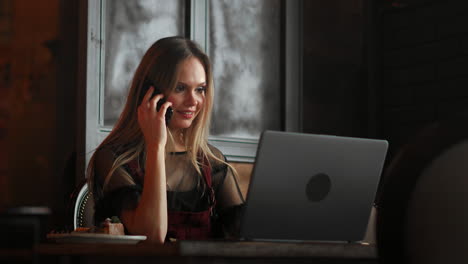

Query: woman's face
[167,57,206,131]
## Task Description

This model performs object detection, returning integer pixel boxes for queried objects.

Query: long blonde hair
[87,36,236,195]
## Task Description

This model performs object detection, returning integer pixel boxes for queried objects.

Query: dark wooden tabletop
[36,240,377,259]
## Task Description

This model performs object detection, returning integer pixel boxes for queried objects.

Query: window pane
[103,0,185,126]
[209,0,282,139]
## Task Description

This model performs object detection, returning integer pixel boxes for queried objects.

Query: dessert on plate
[74,216,124,236]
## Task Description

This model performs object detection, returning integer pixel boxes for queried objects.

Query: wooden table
[33,240,378,264]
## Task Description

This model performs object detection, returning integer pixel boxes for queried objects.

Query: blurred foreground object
[377,118,468,263]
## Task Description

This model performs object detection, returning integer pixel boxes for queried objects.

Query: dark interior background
[1,0,467,228]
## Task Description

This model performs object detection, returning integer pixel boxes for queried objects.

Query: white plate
[47,232,147,244]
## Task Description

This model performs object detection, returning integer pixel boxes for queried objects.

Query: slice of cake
[73,216,125,236]
[96,217,125,235]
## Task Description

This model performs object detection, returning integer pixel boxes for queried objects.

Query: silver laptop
[240,130,388,242]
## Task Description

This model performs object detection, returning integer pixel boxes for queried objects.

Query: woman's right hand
[137,86,173,150]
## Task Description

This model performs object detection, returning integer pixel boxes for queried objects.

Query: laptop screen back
[240,130,388,242]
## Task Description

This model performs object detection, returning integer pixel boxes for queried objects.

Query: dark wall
[379,0,468,158]
[302,0,370,138]
[0,0,78,228]
[302,0,468,163]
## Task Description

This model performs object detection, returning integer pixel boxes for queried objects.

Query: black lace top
[92,145,245,238]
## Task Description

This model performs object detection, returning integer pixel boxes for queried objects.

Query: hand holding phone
[141,80,173,125]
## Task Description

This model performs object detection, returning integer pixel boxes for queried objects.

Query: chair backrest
[376,118,468,263]
[73,182,95,229]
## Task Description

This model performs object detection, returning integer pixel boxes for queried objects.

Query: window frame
[82,0,303,169]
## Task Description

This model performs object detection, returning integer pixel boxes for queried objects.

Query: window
[208,0,282,138]
[102,0,185,126]
[84,0,302,166]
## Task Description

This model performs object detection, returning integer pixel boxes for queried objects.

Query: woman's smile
[177,110,196,119]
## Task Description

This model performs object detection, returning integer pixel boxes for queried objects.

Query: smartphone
[141,79,173,125]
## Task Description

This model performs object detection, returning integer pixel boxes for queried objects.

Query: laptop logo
[306,173,331,202]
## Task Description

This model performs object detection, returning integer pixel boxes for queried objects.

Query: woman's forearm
[121,146,168,243]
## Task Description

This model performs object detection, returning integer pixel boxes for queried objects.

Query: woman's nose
[184,91,197,106]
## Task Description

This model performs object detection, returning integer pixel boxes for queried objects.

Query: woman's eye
[175,85,185,92]
[196,86,206,93]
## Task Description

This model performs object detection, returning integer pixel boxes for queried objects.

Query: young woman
[87,36,245,244]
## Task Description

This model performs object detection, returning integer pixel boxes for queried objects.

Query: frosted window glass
[209,0,282,138]
[103,0,185,126]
